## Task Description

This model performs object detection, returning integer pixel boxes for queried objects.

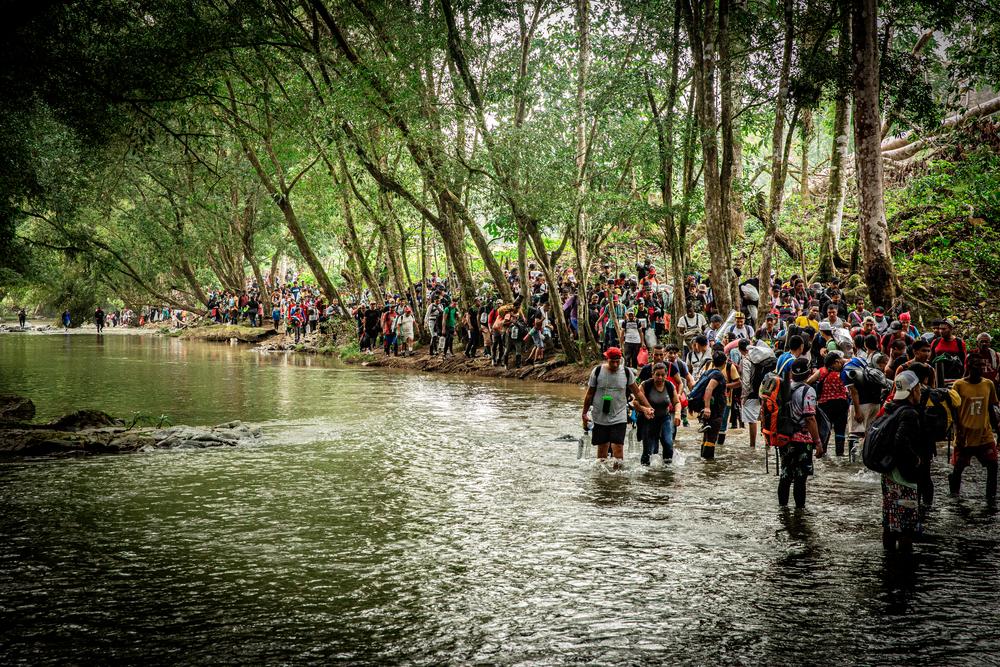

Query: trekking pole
[765,444,769,473]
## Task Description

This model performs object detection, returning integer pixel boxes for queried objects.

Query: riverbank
[353,348,592,384]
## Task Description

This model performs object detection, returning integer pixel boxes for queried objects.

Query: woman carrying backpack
[877,371,925,553]
[639,363,682,464]
[807,350,850,456]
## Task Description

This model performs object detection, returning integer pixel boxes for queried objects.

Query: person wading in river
[582,347,655,469]
[778,358,826,508]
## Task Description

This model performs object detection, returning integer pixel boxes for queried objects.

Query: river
[1,333,998,664]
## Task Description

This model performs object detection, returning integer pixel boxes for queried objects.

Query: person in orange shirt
[949,356,999,504]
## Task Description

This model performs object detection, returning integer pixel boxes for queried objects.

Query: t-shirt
[623,320,642,344]
[816,367,849,403]
[776,352,795,377]
[842,357,882,405]
[789,382,818,443]
[641,379,676,419]
[688,349,711,381]
[679,314,706,340]
[588,364,633,426]
[952,378,998,447]
[794,316,819,333]
[728,324,754,340]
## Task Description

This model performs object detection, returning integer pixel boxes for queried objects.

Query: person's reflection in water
[776,507,819,566]
[586,469,632,507]
[879,548,918,615]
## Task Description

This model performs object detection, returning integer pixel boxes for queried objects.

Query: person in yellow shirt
[949,356,999,503]
[795,304,820,333]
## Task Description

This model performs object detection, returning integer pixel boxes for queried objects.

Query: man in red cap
[582,347,655,468]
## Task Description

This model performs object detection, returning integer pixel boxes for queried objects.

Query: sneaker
[698,422,711,433]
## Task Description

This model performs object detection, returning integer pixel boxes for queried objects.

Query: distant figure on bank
[18,308,27,329]
[62,309,71,332]
[95,307,105,334]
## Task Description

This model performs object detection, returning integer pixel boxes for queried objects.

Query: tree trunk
[800,109,812,206]
[437,197,477,306]
[817,99,849,279]
[277,197,349,317]
[852,0,897,306]
[573,0,599,357]
[675,83,698,333]
[340,187,383,303]
[517,221,529,313]
[718,0,739,309]
[179,259,211,306]
[756,0,793,293]
[524,218,579,363]
[683,0,734,314]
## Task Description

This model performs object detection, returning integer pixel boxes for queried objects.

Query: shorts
[741,398,761,424]
[592,422,628,447]
[951,441,999,467]
[882,475,920,535]
[850,403,880,435]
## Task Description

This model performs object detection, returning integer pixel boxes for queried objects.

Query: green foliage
[888,145,1000,330]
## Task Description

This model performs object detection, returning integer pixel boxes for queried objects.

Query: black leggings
[819,399,849,455]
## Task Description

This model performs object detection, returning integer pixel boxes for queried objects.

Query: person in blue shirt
[776,335,805,377]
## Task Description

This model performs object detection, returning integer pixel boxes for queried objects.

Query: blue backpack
[687,369,725,412]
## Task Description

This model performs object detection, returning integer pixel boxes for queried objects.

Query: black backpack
[749,356,777,399]
[862,406,909,474]
[687,369,724,413]
[930,337,967,385]
[921,387,958,442]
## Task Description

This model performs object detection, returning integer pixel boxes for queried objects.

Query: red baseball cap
[604,347,623,360]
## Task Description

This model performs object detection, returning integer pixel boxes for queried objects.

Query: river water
[1,333,998,665]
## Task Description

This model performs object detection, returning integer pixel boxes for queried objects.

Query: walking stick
[765,443,769,473]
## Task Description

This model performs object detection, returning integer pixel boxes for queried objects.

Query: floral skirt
[882,476,920,535]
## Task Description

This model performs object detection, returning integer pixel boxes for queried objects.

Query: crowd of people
[581,269,999,554]
[13,254,999,553]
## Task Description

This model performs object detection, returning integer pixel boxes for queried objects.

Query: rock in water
[0,395,35,423]
[48,410,123,431]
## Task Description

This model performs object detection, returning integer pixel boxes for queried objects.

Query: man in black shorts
[582,347,655,468]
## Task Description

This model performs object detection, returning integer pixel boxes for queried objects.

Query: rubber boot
[987,462,998,504]
[949,471,961,496]
[882,527,896,552]
[716,433,727,447]
[835,438,845,457]
[700,441,715,460]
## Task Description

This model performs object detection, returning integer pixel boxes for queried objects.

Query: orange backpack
[760,372,795,447]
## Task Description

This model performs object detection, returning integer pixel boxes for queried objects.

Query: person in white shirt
[726,312,755,340]
[678,303,707,352]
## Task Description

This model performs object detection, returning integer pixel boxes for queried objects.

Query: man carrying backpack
[582,347,655,468]
[930,318,966,387]
[968,333,999,384]
[692,351,729,460]
[777,358,826,508]
[844,356,888,460]
[875,371,925,553]
[948,356,999,504]
[741,340,776,449]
